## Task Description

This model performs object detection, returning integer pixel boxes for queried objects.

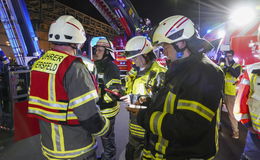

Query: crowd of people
[26,14,260,160]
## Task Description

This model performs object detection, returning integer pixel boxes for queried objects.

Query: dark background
[57,0,259,36]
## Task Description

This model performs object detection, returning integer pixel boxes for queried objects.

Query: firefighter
[136,15,224,160]
[92,38,122,160]
[28,15,110,160]
[234,25,260,160]
[120,36,167,160]
[219,50,242,139]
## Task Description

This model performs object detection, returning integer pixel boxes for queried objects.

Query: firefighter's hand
[120,95,131,104]
[125,106,140,116]
[248,127,257,134]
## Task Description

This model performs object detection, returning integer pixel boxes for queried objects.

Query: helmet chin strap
[69,44,79,55]
[172,43,186,59]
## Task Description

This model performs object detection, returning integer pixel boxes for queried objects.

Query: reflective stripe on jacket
[28,50,98,125]
[139,54,224,160]
[41,122,97,159]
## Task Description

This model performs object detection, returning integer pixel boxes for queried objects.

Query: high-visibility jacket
[95,58,122,118]
[125,61,167,139]
[234,62,260,137]
[28,50,99,125]
[28,50,110,159]
[223,62,241,96]
[138,53,224,160]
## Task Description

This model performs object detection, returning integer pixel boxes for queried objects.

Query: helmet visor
[167,29,184,41]
[124,50,142,59]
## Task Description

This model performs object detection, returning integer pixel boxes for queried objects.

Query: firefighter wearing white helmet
[136,15,224,160]
[124,35,154,59]
[234,24,260,160]
[28,15,109,160]
[120,36,167,160]
[92,37,122,160]
[93,38,116,60]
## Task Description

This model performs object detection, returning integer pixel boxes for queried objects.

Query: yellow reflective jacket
[223,63,241,96]
[125,61,167,138]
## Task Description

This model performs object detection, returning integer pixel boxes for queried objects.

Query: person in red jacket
[28,15,109,160]
[234,25,260,160]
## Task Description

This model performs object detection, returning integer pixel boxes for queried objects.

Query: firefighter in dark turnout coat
[93,38,122,160]
[137,15,224,160]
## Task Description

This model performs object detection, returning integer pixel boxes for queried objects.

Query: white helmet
[94,38,115,60]
[125,36,153,59]
[48,15,86,45]
[152,15,195,45]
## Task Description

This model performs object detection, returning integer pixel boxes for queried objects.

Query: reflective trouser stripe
[42,137,97,158]
[51,123,65,152]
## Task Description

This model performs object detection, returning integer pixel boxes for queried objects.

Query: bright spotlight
[233,57,239,63]
[206,29,212,34]
[217,30,226,38]
[229,7,256,26]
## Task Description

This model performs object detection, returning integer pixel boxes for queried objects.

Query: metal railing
[25,0,118,39]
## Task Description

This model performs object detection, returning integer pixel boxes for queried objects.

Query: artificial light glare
[233,57,239,63]
[206,29,212,34]
[217,30,226,38]
[230,7,255,26]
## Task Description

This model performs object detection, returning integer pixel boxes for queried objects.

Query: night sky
[58,0,259,36]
